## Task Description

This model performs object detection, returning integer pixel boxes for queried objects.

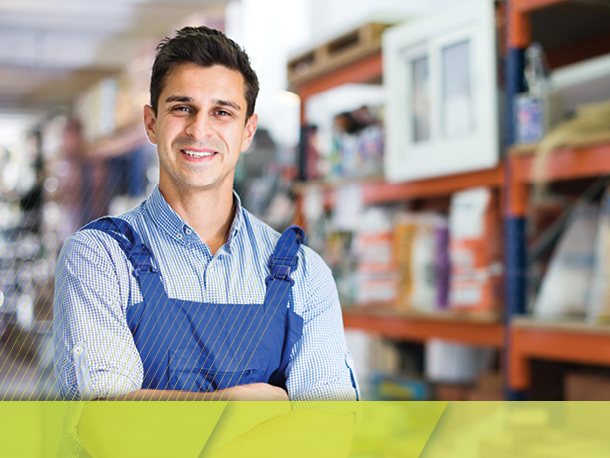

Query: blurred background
[1,0,610,413]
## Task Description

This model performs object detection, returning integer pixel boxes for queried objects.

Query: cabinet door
[383,0,499,182]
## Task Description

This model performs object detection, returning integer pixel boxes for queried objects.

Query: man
[53,26,359,406]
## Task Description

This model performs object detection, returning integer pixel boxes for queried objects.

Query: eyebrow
[213,99,242,112]
[165,95,193,104]
[165,95,242,112]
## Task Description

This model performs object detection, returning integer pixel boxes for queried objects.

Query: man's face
[144,62,257,194]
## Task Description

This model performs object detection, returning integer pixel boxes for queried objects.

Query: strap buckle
[133,264,156,277]
[265,263,296,287]
[127,244,155,276]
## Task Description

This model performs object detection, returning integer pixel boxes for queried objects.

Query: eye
[214,109,232,117]
[172,106,192,113]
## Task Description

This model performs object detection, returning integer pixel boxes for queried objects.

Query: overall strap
[80,217,163,303]
[81,217,155,274]
[264,225,306,310]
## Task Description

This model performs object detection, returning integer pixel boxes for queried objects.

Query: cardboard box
[477,371,504,394]
[467,390,504,401]
[356,232,396,275]
[434,383,472,401]
[449,188,503,312]
[564,372,610,401]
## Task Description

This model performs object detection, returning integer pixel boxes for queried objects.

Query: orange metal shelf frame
[508,142,610,216]
[510,318,610,390]
[293,51,383,123]
[513,0,569,13]
[509,0,571,49]
[293,51,382,102]
[294,165,505,207]
[512,143,610,184]
[343,308,504,348]
[363,166,504,204]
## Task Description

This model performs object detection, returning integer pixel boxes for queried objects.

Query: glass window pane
[442,40,474,139]
[411,56,430,143]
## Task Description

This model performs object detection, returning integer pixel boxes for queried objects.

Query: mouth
[181,149,218,159]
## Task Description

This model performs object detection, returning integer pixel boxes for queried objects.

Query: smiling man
[53,26,359,407]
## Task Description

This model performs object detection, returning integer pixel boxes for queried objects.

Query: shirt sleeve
[53,233,143,400]
[285,250,360,403]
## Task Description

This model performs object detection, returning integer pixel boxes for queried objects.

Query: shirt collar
[145,185,244,250]
[225,191,244,251]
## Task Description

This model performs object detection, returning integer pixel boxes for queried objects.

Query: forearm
[101,382,289,401]
[110,388,231,401]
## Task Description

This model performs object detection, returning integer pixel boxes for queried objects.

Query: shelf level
[511,141,610,184]
[343,307,504,348]
[363,166,504,204]
[293,51,382,102]
[513,0,569,13]
[509,317,610,390]
[294,165,504,205]
[288,23,389,91]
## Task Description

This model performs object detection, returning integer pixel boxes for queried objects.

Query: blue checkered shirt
[53,186,359,402]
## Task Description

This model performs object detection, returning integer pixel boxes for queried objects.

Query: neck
[158,181,236,256]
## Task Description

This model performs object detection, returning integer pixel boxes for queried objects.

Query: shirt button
[185,229,192,235]
[73,345,83,356]
[177,233,183,239]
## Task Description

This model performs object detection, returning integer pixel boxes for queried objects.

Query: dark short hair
[150,26,259,120]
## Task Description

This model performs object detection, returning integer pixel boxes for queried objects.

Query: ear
[240,114,258,152]
[143,105,158,145]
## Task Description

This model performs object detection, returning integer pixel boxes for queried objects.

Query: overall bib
[81,217,305,392]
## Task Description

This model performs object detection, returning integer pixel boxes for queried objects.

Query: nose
[184,112,212,141]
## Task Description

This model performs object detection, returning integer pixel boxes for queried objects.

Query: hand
[225,383,289,401]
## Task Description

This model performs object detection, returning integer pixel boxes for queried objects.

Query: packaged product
[587,189,610,323]
[425,338,495,384]
[534,201,598,318]
[394,214,417,308]
[352,207,398,304]
[449,187,502,312]
[394,213,449,311]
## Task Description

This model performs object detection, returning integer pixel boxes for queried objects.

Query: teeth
[183,150,214,158]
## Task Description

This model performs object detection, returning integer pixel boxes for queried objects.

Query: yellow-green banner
[1,402,610,457]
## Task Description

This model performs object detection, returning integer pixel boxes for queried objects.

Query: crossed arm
[78,384,354,458]
[102,382,289,401]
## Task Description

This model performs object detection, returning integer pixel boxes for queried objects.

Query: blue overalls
[81,217,305,392]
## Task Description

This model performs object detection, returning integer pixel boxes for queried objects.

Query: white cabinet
[383,0,499,182]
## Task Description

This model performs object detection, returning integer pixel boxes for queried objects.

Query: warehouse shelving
[510,317,610,390]
[505,0,610,396]
[508,140,610,215]
[343,307,504,348]
[289,20,506,354]
[290,0,610,400]
[512,142,610,183]
[507,139,610,392]
[293,165,504,207]
[287,22,388,98]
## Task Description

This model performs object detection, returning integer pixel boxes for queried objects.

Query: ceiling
[0,0,228,114]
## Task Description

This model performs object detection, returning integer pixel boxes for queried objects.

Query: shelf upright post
[504,0,531,401]
[294,91,314,233]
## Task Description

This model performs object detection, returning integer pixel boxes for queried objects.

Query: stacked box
[449,187,503,312]
[353,231,398,304]
[394,213,449,311]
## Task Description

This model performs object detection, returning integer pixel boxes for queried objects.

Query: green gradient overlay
[2,402,610,457]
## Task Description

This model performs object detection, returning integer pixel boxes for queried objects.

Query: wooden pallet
[287,22,391,90]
